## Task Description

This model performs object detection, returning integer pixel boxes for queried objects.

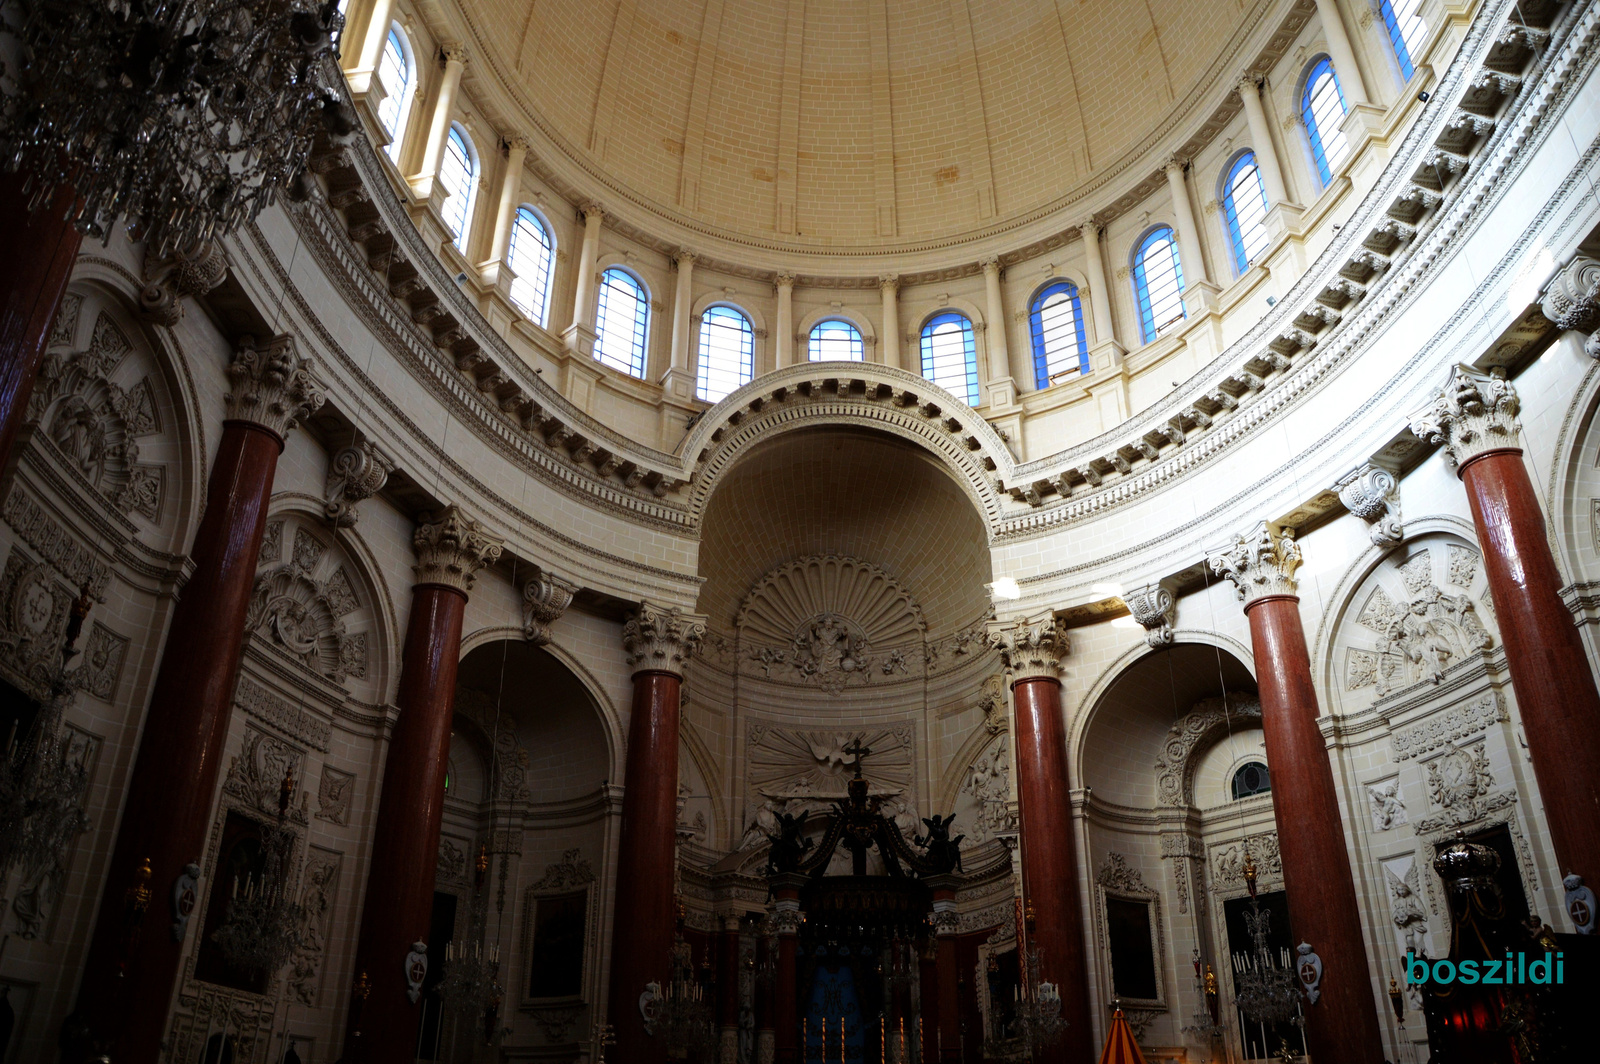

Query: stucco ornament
[1123,581,1176,647]
[224,334,325,439]
[1538,254,1600,359]
[323,436,392,527]
[1296,943,1323,1005]
[1408,364,1522,471]
[985,613,1069,683]
[411,506,504,596]
[1336,464,1402,546]
[1209,522,1302,604]
[522,568,577,645]
[405,941,428,1003]
[622,601,707,678]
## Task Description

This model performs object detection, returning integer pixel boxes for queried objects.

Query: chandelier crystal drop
[1230,855,1305,1029]
[654,903,715,1058]
[987,904,1066,1061]
[0,0,357,257]
[436,847,503,1030]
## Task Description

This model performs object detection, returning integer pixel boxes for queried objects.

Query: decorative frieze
[222,727,308,823]
[621,601,706,678]
[522,568,577,646]
[412,505,503,596]
[323,436,392,528]
[985,613,1068,683]
[2,487,111,596]
[1153,695,1262,807]
[1208,522,1301,604]
[1389,692,1505,761]
[235,675,332,751]
[224,335,326,439]
[315,767,355,826]
[1409,364,1522,471]
[1210,832,1281,891]
[1336,464,1402,546]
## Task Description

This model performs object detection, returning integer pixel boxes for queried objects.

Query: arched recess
[38,267,209,557]
[1544,349,1600,591]
[1073,637,1258,807]
[680,362,1015,533]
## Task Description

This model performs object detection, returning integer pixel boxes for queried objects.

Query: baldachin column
[986,615,1095,1064]
[71,338,323,1063]
[1209,522,1384,1064]
[345,506,503,1061]
[879,275,902,370]
[1410,365,1600,897]
[608,602,708,1064]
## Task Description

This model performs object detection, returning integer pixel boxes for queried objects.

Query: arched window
[438,125,478,250]
[1379,0,1428,82]
[919,312,979,407]
[1231,761,1272,800]
[1301,58,1350,185]
[1131,229,1187,344]
[1029,282,1088,387]
[696,306,754,403]
[376,27,415,161]
[1222,153,1272,275]
[594,268,649,378]
[507,207,555,327]
[809,319,864,362]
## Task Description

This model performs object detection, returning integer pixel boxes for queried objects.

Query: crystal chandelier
[1230,854,1304,1028]
[1180,948,1226,1043]
[211,773,306,974]
[987,904,1066,1061]
[0,0,357,258]
[654,902,715,1060]
[0,587,96,875]
[436,850,503,1026]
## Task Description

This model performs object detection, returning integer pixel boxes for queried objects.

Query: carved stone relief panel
[1368,777,1408,832]
[1153,694,1262,808]
[30,296,179,528]
[437,837,469,885]
[954,733,1015,844]
[1381,854,1434,958]
[1414,741,1514,833]
[1208,832,1282,893]
[0,546,79,694]
[1333,534,1499,711]
[315,767,354,826]
[245,513,378,698]
[12,724,101,942]
[740,720,917,848]
[288,846,342,1005]
[221,727,308,824]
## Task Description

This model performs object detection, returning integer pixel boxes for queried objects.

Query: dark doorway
[194,812,270,994]
[1222,890,1302,1060]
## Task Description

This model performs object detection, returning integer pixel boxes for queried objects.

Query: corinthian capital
[412,506,504,596]
[622,601,707,678]
[225,335,325,440]
[440,42,469,66]
[986,613,1069,683]
[1208,522,1302,605]
[1408,364,1522,472]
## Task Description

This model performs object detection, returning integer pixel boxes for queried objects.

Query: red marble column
[1412,365,1600,890]
[69,338,323,1063]
[1212,523,1383,1064]
[772,877,803,1064]
[927,876,962,1064]
[0,174,82,479]
[608,602,707,1063]
[755,933,775,1059]
[990,613,1094,1064]
[344,507,501,1061]
[718,915,742,1061]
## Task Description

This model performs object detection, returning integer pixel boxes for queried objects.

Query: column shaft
[981,259,1010,384]
[1459,449,1600,884]
[718,918,741,1060]
[487,138,530,265]
[1314,0,1370,105]
[935,936,960,1063]
[352,0,398,76]
[1163,162,1210,286]
[412,46,466,193]
[1079,223,1116,349]
[345,585,467,1061]
[74,421,286,1062]
[1238,77,1290,206]
[775,275,795,370]
[880,277,901,370]
[668,252,696,377]
[608,670,684,1064]
[1012,677,1095,1064]
[774,926,799,1064]
[572,207,603,331]
[0,176,83,478]
[1244,595,1384,1064]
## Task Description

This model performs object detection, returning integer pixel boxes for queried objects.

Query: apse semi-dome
[452,0,1261,253]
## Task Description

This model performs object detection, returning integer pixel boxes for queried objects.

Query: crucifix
[842,737,872,779]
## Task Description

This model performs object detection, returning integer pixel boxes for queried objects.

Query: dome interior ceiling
[461,0,1258,248]
[696,427,992,635]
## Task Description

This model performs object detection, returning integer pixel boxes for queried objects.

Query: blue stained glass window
[920,312,979,407]
[439,126,478,250]
[1379,0,1428,83]
[696,305,754,402]
[809,319,864,361]
[507,207,555,327]
[1029,282,1088,387]
[594,268,649,378]
[1222,153,1272,275]
[1132,229,1187,344]
[1302,58,1350,186]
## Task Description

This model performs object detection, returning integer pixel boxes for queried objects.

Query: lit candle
[880,1015,886,1064]
[822,1017,827,1062]
[804,1019,809,1062]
